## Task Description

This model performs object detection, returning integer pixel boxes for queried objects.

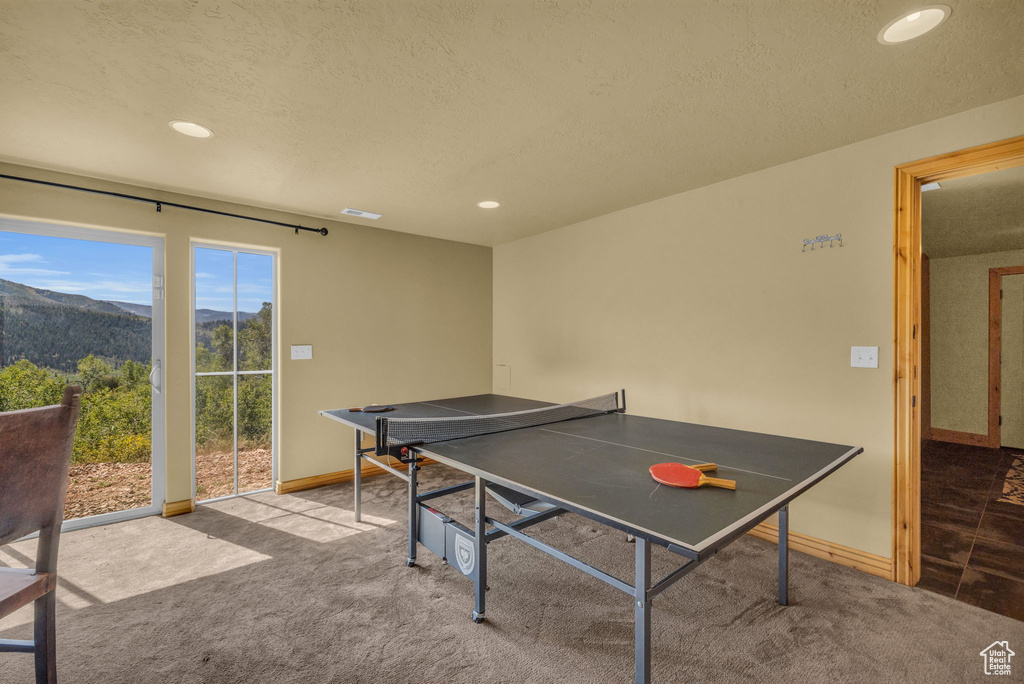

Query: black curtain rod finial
[318,227,328,236]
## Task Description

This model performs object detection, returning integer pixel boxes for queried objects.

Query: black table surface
[320,394,862,554]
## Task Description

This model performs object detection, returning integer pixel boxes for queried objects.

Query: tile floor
[918,439,1024,620]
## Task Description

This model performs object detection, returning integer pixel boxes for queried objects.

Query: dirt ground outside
[64,449,273,520]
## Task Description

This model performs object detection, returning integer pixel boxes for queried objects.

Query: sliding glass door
[0,217,165,530]
[192,244,276,502]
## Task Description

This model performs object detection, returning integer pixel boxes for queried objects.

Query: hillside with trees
[0,276,255,371]
[0,277,151,370]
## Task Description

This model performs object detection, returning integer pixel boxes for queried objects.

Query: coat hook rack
[803,233,842,252]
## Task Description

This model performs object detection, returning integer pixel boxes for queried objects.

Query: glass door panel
[194,374,235,500]
[238,373,272,493]
[237,251,273,372]
[0,218,164,528]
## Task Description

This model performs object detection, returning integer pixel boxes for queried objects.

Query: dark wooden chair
[0,385,83,684]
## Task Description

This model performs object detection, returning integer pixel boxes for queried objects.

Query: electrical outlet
[850,346,878,368]
[291,344,313,360]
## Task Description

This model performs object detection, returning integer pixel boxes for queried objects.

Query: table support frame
[347,439,796,684]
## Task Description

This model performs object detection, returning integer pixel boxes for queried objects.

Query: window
[192,245,276,501]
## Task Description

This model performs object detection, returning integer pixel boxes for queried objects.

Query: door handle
[149,360,162,395]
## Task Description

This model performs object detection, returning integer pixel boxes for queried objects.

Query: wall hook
[802,233,842,252]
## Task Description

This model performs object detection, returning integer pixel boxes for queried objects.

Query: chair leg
[34,592,56,684]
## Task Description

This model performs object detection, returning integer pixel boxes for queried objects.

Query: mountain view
[0,277,253,371]
[106,300,257,323]
[0,273,273,519]
[1,233,276,520]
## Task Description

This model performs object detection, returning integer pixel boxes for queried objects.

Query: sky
[195,246,274,313]
[0,230,273,313]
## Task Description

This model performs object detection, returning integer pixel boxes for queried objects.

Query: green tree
[210,324,233,371]
[195,375,234,451]
[0,359,65,411]
[239,302,272,371]
[72,383,151,463]
[0,358,153,464]
[120,360,149,388]
[237,374,272,447]
[77,354,119,391]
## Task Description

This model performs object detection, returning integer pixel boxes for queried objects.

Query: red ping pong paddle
[650,462,736,490]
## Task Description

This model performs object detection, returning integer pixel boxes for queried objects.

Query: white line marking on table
[538,428,792,482]
[419,403,481,415]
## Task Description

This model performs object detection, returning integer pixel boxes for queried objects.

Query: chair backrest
[0,385,82,549]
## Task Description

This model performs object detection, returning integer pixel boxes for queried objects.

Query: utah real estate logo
[980,641,1014,676]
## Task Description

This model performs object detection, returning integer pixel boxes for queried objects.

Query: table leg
[778,504,789,606]
[407,455,418,567]
[634,536,651,684]
[353,429,362,523]
[473,476,487,623]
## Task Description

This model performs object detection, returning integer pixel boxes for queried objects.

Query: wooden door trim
[893,134,1024,587]
[921,254,930,440]
[990,266,1024,451]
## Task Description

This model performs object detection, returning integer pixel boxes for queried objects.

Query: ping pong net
[376,391,623,457]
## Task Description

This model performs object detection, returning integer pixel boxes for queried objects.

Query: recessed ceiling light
[169,120,213,138]
[878,5,950,44]
[921,182,942,192]
[477,201,500,209]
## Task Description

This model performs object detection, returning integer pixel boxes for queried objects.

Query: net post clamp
[385,442,424,462]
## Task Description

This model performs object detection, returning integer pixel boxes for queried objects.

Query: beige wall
[0,162,493,504]
[929,250,1024,438]
[494,94,1024,559]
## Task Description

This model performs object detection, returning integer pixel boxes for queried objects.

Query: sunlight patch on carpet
[207,492,398,542]
[4,517,271,607]
[258,506,397,543]
[206,491,330,522]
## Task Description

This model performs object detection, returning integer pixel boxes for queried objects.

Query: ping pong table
[319,391,862,684]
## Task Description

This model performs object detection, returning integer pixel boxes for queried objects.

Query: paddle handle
[690,463,717,472]
[699,475,736,490]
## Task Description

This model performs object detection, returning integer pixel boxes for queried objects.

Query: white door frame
[0,216,166,531]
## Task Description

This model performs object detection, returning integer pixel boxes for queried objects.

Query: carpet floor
[2,465,1022,683]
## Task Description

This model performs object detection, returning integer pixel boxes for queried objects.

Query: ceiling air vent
[341,207,382,220]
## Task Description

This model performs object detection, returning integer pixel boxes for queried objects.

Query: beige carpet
[2,465,1022,683]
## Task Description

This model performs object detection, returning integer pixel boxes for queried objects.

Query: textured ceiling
[923,164,1024,259]
[1,1,1023,247]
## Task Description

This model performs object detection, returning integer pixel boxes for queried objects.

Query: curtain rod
[0,173,329,236]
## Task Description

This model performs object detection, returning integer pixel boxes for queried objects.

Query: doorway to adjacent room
[906,157,1024,620]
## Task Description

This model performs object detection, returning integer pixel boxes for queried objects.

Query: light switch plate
[291,344,313,360]
[851,346,878,368]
